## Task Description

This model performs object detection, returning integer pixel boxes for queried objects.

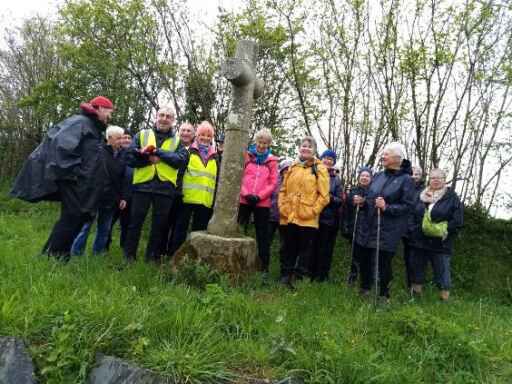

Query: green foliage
[1,189,512,383]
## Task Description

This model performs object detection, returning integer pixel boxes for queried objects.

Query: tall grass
[1,190,511,383]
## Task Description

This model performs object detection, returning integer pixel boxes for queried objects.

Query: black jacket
[408,188,464,255]
[11,104,106,214]
[319,169,343,227]
[342,185,370,240]
[125,127,189,197]
[355,160,416,252]
[97,144,129,209]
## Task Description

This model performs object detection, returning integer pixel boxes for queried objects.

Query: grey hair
[300,136,317,153]
[383,142,406,161]
[106,125,125,138]
[429,168,447,179]
[254,128,273,143]
[158,104,176,118]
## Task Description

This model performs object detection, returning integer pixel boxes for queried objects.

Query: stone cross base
[172,231,260,280]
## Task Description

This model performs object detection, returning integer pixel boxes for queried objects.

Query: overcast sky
[0,0,240,27]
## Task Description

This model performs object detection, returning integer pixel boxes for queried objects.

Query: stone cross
[207,40,263,237]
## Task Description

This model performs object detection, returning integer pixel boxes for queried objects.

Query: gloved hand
[246,194,260,206]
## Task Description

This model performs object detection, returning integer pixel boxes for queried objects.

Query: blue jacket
[408,188,463,255]
[319,169,343,227]
[355,161,415,252]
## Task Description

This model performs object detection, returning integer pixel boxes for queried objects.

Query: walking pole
[374,207,382,307]
[348,205,360,283]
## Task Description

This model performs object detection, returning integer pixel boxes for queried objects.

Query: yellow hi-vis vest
[182,152,217,208]
[132,129,180,185]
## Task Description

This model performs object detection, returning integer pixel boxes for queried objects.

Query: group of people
[11,96,464,302]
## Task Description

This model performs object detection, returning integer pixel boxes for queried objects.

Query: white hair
[106,125,124,138]
[158,104,176,117]
[430,168,447,179]
[383,142,406,161]
[254,128,273,143]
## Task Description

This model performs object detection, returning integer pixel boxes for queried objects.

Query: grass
[1,187,511,383]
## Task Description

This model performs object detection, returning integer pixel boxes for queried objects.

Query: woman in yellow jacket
[278,136,330,285]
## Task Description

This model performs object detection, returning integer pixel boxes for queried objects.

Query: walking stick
[348,205,360,282]
[374,207,382,306]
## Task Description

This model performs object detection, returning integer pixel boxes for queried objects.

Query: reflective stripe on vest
[132,129,180,185]
[182,152,217,208]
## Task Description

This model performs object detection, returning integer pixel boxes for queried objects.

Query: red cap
[89,96,114,109]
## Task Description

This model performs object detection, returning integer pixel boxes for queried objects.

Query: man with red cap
[11,96,124,261]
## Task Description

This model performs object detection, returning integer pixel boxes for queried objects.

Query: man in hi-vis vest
[123,105,189,263]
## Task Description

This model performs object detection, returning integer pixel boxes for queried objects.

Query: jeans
[71,207,115,255]
[410,247,451,290]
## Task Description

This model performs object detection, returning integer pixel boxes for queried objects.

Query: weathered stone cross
[172,40,262,278]
[208,39,263,237]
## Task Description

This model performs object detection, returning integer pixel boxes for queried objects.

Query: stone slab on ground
[172,231,260,279]
[0,337,37,384]
[87,354,172,384]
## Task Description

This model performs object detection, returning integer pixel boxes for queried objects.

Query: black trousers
[44,181,92,261]
[358,245,395,297]
[269,221,287,273]
[238,204,271,272]
[348,241,362,284]
[310,224,338,281]
[107,200,131,250]
[281,224,317,278]
[123,192,174,262]
[170,203,212,255]
[402,238,413,288]
[160,196,183,256]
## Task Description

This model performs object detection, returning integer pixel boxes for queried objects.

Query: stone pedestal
[172,231,260,280]
[0,337,36,384]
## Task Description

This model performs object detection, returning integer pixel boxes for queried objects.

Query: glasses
[158,113,173,118]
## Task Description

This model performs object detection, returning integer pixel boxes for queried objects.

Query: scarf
[249,144,270,165]
[198,144,209,163]
[420,186,448,206]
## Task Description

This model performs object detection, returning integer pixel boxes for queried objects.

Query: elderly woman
[408,169,463,301]
[353,142,415,301]
[71,125,131,255]
[345,166,373,285]
[170,121,219,255]
[279,136,330,285]
[239,128,279,274]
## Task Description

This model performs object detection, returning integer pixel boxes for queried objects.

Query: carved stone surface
[172,231,259,279]
[0,337,36,384]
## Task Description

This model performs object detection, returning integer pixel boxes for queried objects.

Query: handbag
[422,207,448,239]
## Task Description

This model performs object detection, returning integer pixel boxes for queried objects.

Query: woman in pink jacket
[239,128,279,274]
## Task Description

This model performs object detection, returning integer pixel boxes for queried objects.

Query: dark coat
[125,127,189,197]
[10,104,107,214]
[342,185,370,239]
[408,188,464,255]
[319,169,343,227]
[96,144,129,209]
[355,161,416,252]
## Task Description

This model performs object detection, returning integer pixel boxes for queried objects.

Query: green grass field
[1,188,511,383]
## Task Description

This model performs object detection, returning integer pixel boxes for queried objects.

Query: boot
[440,290,450,301]
[411,283,423,296]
